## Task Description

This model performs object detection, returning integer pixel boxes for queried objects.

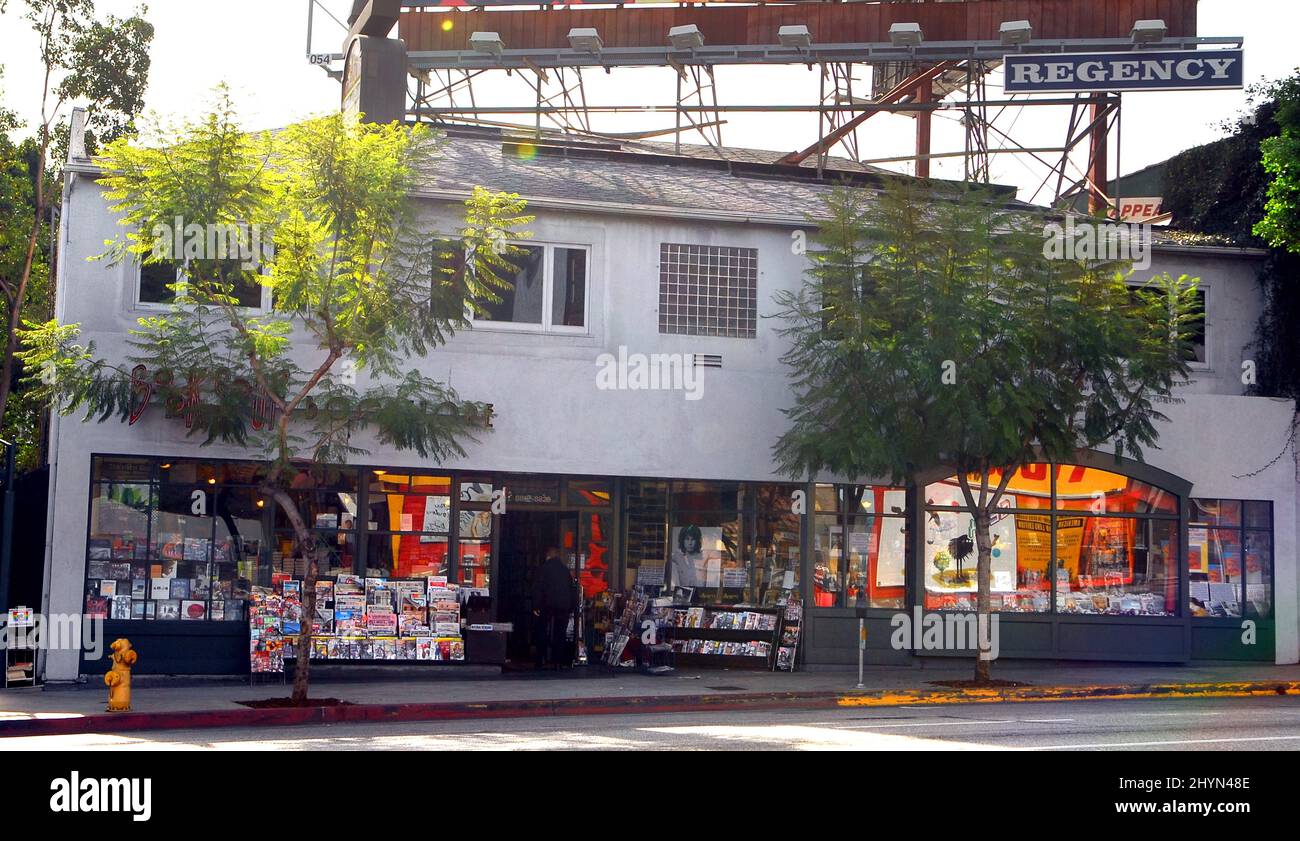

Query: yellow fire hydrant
[104,638,138,712]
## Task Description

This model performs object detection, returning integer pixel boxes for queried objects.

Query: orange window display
[924,464,1180,616]
[366,473,452,578]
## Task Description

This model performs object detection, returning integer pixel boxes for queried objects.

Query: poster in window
[875,517,907,588]
[669,526,723,588]
[422,495,450,535]
[924,483,1017,592]
[458,510,492,540]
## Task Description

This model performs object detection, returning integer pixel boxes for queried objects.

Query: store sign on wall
[1004,50,1244,93]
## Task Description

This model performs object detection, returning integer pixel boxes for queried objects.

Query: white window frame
[468,241,591,335]
[134,259,271,313]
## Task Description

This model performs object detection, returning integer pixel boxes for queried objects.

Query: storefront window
[812,513,842,608]
[271,486,358,580]
[1053,468,1178,515]
[1057,517,1178,616]
[151,475,219,620]
[623,480,668,590]
[926,468,1051,510]
[1244,530,1273,619]
[365,472,451,578]
[926,465,1176,514]
[668,511,741,602]
[754,484,802,605]
[85,457,275,622]
[458,509,492,589]
[1189,498,1272,619]
[85,480,151,620]
[924,508,1051,612]
[812,485,905,609]
[845,485,906,608]
[577,511,612,599]
[664,482,742,602]
[212,487,263,621]
[924,463,1179,616]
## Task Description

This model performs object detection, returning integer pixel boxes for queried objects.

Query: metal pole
[857,616,865,689]
[854,590,866,689]
[0,438,14,616]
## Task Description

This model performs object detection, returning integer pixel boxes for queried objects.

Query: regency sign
[1004,49,1244,94]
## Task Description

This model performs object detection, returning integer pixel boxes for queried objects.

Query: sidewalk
[2,661,1298,737]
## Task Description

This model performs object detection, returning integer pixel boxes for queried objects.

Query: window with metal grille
[658,243,757,338]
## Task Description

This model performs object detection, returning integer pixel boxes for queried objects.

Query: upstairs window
[137,260,265,309]
[471,242,588,332]
[659,243,758,338]
[1127,282,1207,366]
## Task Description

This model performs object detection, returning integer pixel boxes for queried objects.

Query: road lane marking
[1026,734,1300,750]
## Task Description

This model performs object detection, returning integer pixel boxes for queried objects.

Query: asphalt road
[3,695,1299,750]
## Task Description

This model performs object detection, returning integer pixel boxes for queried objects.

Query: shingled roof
[418,124,983,222]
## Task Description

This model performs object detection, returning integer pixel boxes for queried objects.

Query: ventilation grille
[692,353,723,369]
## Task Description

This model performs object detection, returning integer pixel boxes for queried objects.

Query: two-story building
[39,122,1298,681]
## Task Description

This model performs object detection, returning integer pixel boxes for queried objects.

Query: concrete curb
[1,680,1296,738]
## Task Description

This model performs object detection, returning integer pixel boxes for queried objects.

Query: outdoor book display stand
[662,604,782,670]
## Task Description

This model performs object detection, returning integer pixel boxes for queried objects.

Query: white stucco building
[39,123,1298,680]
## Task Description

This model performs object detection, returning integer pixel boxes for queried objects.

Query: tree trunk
[972,509,994,684]
[269,487,320,705]
[292,542,325,705]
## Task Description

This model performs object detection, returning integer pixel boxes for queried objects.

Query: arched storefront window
[922,464,1180,616]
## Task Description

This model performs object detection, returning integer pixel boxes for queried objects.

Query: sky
[1,0,1297,204]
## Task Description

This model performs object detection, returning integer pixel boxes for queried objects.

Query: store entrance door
[497,510,578,664]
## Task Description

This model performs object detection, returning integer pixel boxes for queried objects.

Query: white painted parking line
[1026,734,1300,750]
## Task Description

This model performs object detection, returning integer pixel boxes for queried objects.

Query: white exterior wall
[40,166,1299,680]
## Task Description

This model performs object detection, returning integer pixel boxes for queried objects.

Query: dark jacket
[534,556,577,612]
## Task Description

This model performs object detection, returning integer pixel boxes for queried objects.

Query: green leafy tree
[22,98,531,702]
[0,0,153,469]
[1255,73,1300,253]
[773,183,1200,682]
[0,75,51,470]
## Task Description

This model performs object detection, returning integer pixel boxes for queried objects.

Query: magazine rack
[662,604,782,670]
[773,597,803,672]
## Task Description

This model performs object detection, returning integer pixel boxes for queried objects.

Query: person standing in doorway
[533,546,576,669]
